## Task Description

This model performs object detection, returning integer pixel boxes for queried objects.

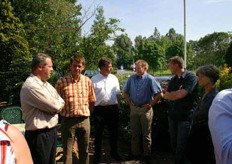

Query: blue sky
[78,0,232,42]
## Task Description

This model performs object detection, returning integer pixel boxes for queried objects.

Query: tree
[165,28,183,42]
[0,0,31,101]
[193,32,231,68]
[79,6,124,68]
[113,34,133,69]
[225,41,232,67]
[11,0,83,72]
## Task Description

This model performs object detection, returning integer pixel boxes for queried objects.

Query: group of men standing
[20,53,221,164]
[20,54,124,164]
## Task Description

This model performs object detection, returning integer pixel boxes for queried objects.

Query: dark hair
[70,55,85,65]
[196,64,219,84]
[98,57,112,69]
[31,53,51,71]
[169,56,184,68]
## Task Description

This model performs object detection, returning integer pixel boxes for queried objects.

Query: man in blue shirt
[209,89,232,164]
[123,59,162,163]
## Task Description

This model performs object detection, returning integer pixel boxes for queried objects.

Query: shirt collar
[136,73,147,79]
[178,70,187,79]
[31,73,48,86]
[70,74,83,83]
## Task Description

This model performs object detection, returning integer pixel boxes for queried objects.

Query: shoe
[143,155,153,164]
[110,153,122,161]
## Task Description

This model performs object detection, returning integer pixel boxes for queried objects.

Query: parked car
[82,69,99,78]
[154,75,172,87]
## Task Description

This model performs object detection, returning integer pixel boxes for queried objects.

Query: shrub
[216,65,232,91]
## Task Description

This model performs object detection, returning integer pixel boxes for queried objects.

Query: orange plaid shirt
[55,74,96,117]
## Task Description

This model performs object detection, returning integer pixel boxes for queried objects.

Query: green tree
[113,34,133,69]
[79,6,123,68]
[0,0,31,101]
[193,32,231,68]
[225,41,232,67]
[11,0,82,72]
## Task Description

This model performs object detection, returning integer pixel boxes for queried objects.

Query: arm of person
[142,92,163,109]
[122,91,133,107]
[24,86,64,115]
[163,88,188,101]
[89,102,95,113]
[116,92,121,110]
[6,125,33,164]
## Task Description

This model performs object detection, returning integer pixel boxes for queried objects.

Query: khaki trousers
[130,106,153,156]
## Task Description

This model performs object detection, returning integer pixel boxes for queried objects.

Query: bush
[216,65,232,91]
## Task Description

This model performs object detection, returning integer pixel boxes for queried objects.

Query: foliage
[225,41,232,67]
[193,32,232,69]
[216,65,232,91]
[116,74,131,142]
[79,6,124,69]
[11,0,82,71]
[113,34,133,69]
[0,0,31,101]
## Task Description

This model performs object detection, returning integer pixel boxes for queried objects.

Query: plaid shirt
[55,74,96,117]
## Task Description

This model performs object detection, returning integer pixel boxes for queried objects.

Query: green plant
[216,65,232,91]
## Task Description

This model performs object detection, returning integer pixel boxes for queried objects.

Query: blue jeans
[168,117,192,164]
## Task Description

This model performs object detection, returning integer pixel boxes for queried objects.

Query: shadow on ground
[56,135,174,164]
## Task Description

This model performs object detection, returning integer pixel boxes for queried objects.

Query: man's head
[31,53,53,81]
[98,57,112,76]
[168,56,184,74]
[70,55,85,79]
[135,60,148,76]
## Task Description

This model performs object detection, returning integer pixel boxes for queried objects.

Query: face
[101,63,112,76]
[135,64,146,76]
[197,73,212,88]
[168,62,177,74]
[41,58,53,81]
[70,60,85,79]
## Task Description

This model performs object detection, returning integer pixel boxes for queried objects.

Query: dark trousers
[168,117,192,164]
[187,123,215,164]
[25,127,57,164]
[93,105,119,158]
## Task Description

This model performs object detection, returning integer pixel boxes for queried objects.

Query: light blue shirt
[209,89,232,164]
[123,73,162,106]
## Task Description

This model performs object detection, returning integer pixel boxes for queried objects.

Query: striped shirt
[0,120,15,164]
[55,74,96,117]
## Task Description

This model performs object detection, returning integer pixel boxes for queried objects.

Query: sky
[78,0,232,42]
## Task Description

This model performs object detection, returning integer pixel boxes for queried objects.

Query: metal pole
[184,0,187,68]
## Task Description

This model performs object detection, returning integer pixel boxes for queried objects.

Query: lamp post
[184,0,187,68]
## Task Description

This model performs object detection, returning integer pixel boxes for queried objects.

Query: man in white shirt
[20,53,65,164]
[91,57,121,163]
[209,89,232,164]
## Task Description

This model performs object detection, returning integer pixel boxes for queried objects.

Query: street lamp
[184,0,187,68]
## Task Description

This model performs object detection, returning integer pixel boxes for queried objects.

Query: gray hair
[196,64,219,84]
[31,53,51,71]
